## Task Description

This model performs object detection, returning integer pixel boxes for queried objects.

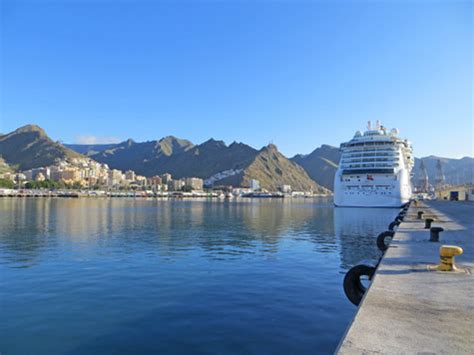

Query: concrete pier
[337,201,474,354]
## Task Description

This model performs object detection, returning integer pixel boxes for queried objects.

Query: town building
[279,184,292,193]
[184,177,204,191]
[168,179,184,191]
[161,173,172,184]
[125,170,135,181]
[250,179,260,191]
[108,169,124,187]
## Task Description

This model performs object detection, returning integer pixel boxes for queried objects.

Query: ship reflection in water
[0,198,398,354]
[334,207,398,269]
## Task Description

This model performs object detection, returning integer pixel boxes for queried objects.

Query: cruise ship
[334,121,414,207]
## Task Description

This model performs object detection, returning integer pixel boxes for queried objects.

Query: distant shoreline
[0,189,332,199]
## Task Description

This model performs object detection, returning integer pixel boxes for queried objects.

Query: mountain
[413,156,474,186]
[291,145,341,190]
[65,143,119,155]
[0,125,83,170]
[69,137,257,178]
[68,136,325,191]
[79,136,258,179]
[84,136,195,174]
[153,139,259,179]
[216,144,329,192]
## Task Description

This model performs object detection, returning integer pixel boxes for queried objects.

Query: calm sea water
[0,198,398,354]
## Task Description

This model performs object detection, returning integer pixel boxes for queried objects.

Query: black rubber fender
[343,265,376,306]
[388,220,400,231]
[377,231,395,251]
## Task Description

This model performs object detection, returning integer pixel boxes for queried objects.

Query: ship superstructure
[334,121,413,207]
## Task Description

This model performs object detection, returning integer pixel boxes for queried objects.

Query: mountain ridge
[0,124,83,170]
[291,144,341,190]
[2,124,473,190]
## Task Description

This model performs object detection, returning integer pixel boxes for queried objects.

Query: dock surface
[337,201,474,354]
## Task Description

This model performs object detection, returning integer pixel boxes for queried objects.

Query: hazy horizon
[1,1,472,158]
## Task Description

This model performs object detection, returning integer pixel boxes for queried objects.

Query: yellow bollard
[429,245,463,272]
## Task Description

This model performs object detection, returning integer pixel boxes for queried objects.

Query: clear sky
[1,0,472,158]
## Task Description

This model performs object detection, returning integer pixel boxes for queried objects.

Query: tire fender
[343,265,376,306]
[377,231,395,251]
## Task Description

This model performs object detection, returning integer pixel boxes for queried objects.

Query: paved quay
[337,200,474,354]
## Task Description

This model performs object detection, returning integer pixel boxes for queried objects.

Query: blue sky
[1,0,472,158]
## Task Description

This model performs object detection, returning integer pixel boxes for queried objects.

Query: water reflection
[0,198,336,265]
[334,207,399,269]
[0,198,400,354]
[0,198,398,269]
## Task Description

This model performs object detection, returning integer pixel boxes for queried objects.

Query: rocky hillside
[0,125,83,170]
[85,136,195,175]
[291,145,341,190]
[65,143,119,155]
[240,144,328,192]
[0,157,12,174]
[153,139,259,179]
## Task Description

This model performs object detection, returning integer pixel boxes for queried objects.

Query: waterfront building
[435,184,474,201]
[279,184,292,193]
[125,170,135,181]
[161,173,172,184]
[61,168,80,182]
[23,167,48,181]
[108,169,124,187]
[49,166,62,181]
[250,179,260,191]
[168,179,184,191]
[135,175,147,186]
[185,177,204,191]
[148,175,162,186]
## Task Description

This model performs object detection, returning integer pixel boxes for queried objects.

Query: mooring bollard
[430,227,444,242]
[429,245,463,272]
[417,211,424,219]
[425,218,434,229]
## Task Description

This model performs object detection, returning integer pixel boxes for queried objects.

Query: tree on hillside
[0,178,14,189]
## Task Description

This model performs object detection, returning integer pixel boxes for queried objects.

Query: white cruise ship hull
[334,191,410,208]
[333,170,412,208]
